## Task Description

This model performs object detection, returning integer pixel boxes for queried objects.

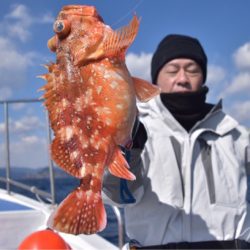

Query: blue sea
[1,176,126,247]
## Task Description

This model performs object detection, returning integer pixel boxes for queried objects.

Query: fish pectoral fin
[103,15,140,59]
[108,147,136,181]
[48,181,106,235]
[51,137,84,178]
[132,76,161,102]
[74,39,105,66]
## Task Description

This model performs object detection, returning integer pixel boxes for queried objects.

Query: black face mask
[160,86,214,131]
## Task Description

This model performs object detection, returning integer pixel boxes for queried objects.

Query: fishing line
[111,0,144,28]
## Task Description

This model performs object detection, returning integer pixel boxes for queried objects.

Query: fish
[40,5,160,235]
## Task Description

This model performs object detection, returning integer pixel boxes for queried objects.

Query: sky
[0,0,250,168]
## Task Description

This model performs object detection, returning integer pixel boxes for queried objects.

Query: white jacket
[103,95,250,246]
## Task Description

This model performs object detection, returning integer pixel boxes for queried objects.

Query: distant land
[0,166,71,179]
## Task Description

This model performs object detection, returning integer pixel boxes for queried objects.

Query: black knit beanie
[151,34,207,84]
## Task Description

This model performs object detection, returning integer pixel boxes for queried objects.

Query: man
[103,34,250,249]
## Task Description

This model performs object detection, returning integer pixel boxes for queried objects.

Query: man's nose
[176,69,189,83]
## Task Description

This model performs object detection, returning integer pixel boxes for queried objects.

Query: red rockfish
[41,5,160,235]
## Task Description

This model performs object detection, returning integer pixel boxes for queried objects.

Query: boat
[0,99,123,250]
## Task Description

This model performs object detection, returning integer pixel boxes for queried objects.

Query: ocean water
[2,177,124,246]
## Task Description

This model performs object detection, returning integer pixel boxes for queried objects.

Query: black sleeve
[132,120,147,150]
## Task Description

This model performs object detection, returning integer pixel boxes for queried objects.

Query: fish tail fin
[103,15,140,59]
[48,175,106,235]
[108,147,136,180]
[132,76,161,102]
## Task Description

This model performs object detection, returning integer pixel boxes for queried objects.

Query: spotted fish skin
[41,5,160,235]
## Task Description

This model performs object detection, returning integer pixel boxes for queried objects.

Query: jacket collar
[138,96,239,136]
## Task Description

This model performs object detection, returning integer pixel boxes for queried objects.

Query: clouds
[126,52,152,82]
[0,134,48,168]
[0,112,46,139]
[215,42,250,124]
[222,42,250,97]
[3,4,53,42]
[230,100,250,123]
[224,72,250,96]
[233,42,250,70]
[0,37,36,98]
[8,135,48,168]
[4,4,33,42]
[0,110,49,168]
[10,115,45,134]
[206,64,226,86]
[0,4,53,100]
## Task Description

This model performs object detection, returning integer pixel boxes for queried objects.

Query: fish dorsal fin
[103,15,140,59]
[132,77,161,102]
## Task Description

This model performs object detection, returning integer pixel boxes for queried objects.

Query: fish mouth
[47,36,57,52]
[47,35,84,65]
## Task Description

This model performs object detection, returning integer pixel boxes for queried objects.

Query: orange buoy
[18,229,71,249]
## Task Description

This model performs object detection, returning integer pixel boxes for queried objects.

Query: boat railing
[0,98,125,249]
[0,176,53,203]
[0,98,56,204]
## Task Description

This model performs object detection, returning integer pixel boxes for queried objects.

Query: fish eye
[53,19,71,38]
